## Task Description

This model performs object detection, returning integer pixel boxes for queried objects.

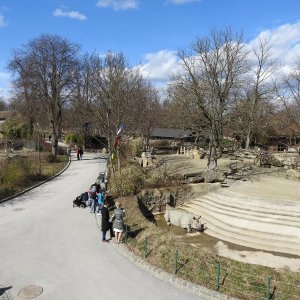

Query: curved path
[0,153,202,300]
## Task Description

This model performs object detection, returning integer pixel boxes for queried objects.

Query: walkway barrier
[127,237,300,300]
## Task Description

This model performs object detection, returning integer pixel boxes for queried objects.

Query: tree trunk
[51,110,62,158]
[245,126,251,149]
[207,126,218,170]
[106,111,111,154]
[51,133,58,157]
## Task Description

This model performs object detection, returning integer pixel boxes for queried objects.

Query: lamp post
[36,123,41,175]
[84,122,89,150]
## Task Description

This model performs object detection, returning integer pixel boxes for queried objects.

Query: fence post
[215,262,220,291]
[144,237,148,258]
[265,276,271,300]
[174,249,179,275]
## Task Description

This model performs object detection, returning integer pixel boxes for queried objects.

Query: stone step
[200,192,300,217]
[178,206,300,255]
[181,204,300,243]
[204,223,299,256]
[184,200,300,228]
[217,189,300,206]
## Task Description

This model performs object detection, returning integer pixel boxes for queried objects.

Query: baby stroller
[73,192,88,208]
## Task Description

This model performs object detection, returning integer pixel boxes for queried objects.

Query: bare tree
[172,28,248,169]
[0,97,8,110]
[235,38,277,149]
[8,34,80,157]
[165,85,210,144]
[79,52,157,153]
[275,58,300,144]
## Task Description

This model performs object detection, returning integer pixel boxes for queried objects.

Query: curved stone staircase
[178,179,300,256]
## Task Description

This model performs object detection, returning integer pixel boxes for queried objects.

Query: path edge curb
[94,215,238,300]
[0,156,71,204]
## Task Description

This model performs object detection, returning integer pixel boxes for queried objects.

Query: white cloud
[248,22,300,78]
[0,13,7,27]
[167,0,201,4]
[137,50,178,83]
[53,8,87,21]
[136,23,300,89]
[96,0,139,10]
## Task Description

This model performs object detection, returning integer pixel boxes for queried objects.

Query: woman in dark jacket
[101,202,110,242]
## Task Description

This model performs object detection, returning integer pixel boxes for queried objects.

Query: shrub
[130,139,145,157]
[110,163,144,196]
[64,133,83,146]
[46,154,58,163]
[2,156,36,187]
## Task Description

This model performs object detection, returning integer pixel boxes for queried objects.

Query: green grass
[0,153,68,200]
[118,195,300,300]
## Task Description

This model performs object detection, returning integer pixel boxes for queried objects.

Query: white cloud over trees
[53,8,87,21]
[139,22,300,87]
[0,13,7,27]
[96,0,139,10]
[167,0,201,4]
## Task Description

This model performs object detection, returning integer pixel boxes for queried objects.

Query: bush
[64,133,83,146]
[46,154,58,163]
[1,118,30,139]
[1,157,36,187]
[110,163,145,196]
[130,139,145,157]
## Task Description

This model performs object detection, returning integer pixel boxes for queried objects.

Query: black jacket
[101,205,110,231]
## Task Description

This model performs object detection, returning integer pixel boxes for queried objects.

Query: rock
[286,169,300,180]
[203,169,225,183]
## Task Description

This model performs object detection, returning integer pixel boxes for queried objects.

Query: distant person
[79,147,83,160]
[101,201,111,242]
[89,184,98,213]
[76,147,80,160]
[67,146,71,158]
[96,189,104,216]
[112,202,125,244]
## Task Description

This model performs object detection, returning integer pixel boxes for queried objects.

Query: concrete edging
[0,156,71,204]
[94,214,237,300]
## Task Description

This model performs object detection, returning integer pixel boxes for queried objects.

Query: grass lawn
[0,152,68,200]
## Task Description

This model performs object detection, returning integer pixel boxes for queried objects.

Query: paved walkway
[0,153,207,300]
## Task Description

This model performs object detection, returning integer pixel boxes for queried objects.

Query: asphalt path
[0,153,202,300]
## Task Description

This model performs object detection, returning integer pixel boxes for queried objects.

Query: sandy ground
[156,154,300,272]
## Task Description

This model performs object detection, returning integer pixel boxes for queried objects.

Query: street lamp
[36,122,41,175]
[84,122,89,150]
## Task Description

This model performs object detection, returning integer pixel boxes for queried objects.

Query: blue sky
[1,0,300,99]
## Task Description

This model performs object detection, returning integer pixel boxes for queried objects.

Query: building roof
[150,128,192,139]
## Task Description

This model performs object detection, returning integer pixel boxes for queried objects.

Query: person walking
[96,189,104,216]
[79,147,83,160]
[111,202,125,244]
[101,201,110,242]
[76,147,80,160]
[67,146,71,158]
[89,184,98,213]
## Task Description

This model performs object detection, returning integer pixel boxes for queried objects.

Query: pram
[73,192,88,208]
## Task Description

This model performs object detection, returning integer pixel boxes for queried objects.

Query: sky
[1,0,300,99]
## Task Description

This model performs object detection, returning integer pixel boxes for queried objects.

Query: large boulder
[286,169,300,180]
[202,169,225,183]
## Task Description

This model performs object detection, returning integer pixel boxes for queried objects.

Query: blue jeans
[90,198,97,213]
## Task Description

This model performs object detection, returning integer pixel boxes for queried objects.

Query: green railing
[128,237,300,300]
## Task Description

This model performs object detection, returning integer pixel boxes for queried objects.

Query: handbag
[109,214,115,223]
